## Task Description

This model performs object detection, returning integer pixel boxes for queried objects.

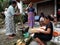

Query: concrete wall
[33,0,54,15]
[37,1,54,15]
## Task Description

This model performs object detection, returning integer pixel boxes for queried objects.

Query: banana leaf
[0,0,3,2]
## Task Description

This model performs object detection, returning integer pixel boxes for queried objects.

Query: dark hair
[11,1,17,4]
[44,15,54,21]
[40,12,44,17]
[16,0,20,2]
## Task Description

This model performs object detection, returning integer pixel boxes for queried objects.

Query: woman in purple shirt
[26,2,35,28]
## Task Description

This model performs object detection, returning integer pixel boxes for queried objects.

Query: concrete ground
[0,22,60,45]
[0,31,57,45]
[0,29,57,45]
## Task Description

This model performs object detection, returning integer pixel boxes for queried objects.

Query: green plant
[0,0,9,12]
[0,0,3,2]
[0,4,3,12]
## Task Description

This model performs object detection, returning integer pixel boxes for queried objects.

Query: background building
[57,0,60,21]
[23,0,57,19]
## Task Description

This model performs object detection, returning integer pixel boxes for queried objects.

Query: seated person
[39,16,45,27]
[32,15,53,45]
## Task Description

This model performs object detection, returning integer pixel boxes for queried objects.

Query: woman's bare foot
[35,38,45,45]
[41,43,45,45]
[7,34,16,39]
[38,42,45,45]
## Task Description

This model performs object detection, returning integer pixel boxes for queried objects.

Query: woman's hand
[29,28,45,33]
[39,28,51,34]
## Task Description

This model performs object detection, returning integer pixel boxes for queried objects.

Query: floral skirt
[5,16,16,35]
[28,12,34,28]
